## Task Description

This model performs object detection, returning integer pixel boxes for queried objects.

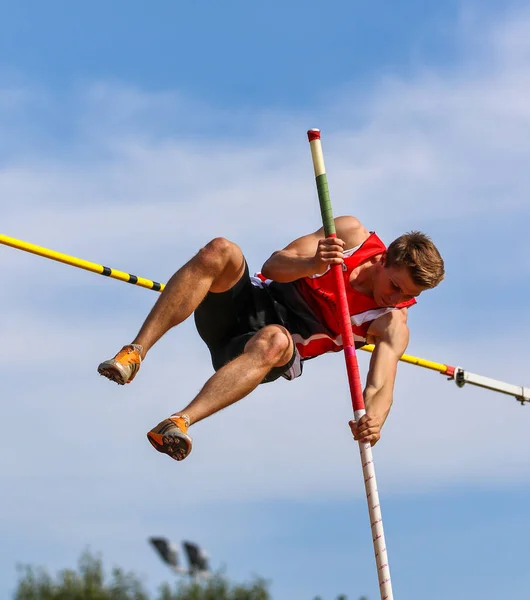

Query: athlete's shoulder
[334,216,371,248]
[367,307,409,338]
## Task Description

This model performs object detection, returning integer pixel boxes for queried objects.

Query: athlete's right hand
[312,237,345,275]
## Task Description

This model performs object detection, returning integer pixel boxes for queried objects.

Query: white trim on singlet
[291,331,368,357]
[291,332,343,348]
[250,275,271,288]
[351,307,395,326]
[353,333,368,345]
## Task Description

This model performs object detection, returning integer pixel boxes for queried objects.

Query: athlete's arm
[349,308,409,446]
[261,216,369,282]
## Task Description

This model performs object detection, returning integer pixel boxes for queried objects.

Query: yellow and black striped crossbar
[0,234,165,292]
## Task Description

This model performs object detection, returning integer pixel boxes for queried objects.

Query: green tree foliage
[14,550,364,600]
[15,551,149,600]
[157,572,270,600]
[14,550,270,600]
[313,595,366,600]
[313,595,367,600]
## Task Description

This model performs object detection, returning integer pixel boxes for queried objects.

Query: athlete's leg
[133,237,245,356]
[147,325,294,460]
[98,237,245,384]
[178,324,294,424]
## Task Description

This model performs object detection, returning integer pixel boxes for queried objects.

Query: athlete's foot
[97,344,143,385]
[147,415,192,461]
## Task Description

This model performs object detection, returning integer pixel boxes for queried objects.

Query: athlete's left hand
[349,414,382,446]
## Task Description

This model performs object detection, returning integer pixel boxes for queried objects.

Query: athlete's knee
[196,237,242,274]
[247,325,292,366]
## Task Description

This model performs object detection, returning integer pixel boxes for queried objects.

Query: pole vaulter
[1,233,526,405]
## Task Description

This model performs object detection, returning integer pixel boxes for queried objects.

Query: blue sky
[1,1,530,599]
[1,0,464,107]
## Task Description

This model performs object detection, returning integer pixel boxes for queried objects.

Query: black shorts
[193,262,298,383]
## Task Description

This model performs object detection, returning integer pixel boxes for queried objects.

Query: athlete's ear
[380,251,387,266]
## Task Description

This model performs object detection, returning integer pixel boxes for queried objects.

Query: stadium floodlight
[182,540,210,575]
[149,537,211,579]
[149,537,187,574]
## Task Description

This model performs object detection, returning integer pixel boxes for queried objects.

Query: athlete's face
[373,264,425,307]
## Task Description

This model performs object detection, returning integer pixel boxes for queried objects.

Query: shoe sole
[97,361,129,385]
[147,430,192,461]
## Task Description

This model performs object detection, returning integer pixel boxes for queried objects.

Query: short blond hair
[386,231,444,289]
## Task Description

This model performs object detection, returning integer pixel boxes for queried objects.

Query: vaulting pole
[307,128,393,599]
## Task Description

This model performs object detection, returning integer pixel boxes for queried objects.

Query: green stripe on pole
[315,173,336,237]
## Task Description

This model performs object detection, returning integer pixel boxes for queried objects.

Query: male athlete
[98,216,444,460]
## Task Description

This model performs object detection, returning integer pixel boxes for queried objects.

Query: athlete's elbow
[261,254,278,280]
[262,251,291,280]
